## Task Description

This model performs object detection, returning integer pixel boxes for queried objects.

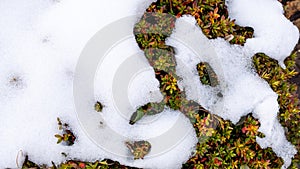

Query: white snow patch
[227,0,299,68]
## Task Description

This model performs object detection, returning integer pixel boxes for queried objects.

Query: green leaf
[129,110,145,125]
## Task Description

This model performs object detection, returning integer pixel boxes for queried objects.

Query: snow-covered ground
[0,0,298,168]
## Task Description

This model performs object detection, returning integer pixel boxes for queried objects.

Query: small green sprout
[55,118,76,146]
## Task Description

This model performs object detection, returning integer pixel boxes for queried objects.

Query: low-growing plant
[253,52,300,168]
[132,0,298,168]
[54,118,76,146]
[22,158,137,169]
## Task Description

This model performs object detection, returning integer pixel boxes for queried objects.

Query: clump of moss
[253,52,300,168]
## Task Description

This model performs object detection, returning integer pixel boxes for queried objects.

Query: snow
[0,0,196,168]
[227,0,299,68]
[0,0,298,169]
